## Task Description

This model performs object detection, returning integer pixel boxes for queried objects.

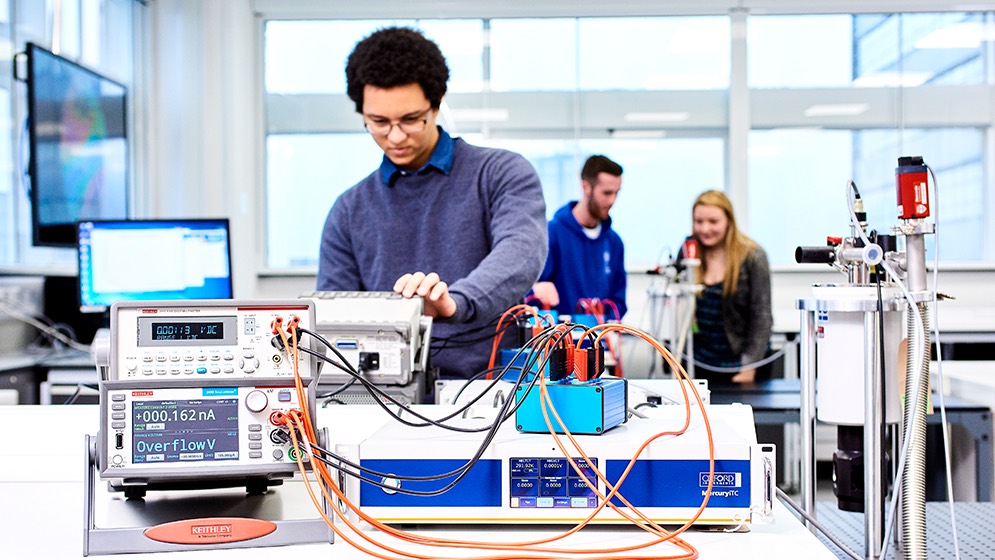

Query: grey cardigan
[722,246,773,366]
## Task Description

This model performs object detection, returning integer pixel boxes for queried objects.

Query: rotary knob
[245,390,269,413]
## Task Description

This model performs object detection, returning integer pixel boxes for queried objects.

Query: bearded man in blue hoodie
[531,155,626,321]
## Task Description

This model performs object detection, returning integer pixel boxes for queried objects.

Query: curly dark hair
[345,27,450,113]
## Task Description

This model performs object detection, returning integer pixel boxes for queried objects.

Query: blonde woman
[682,190,772,384]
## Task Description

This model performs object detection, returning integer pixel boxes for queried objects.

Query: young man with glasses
[317,27,547,380]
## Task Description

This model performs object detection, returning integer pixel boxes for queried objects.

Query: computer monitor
[76,218,233,313]
[25,42,129,247]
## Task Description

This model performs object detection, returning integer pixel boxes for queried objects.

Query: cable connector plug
[548,343,575,381]
[574,345,605,382]
[270,327,302,351]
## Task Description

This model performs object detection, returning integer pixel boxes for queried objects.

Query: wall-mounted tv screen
[76,219,234,313]
[26,42,129,247]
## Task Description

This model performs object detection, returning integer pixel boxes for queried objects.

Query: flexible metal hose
[901,301,930,559]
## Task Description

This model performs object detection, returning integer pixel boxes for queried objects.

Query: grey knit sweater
[317,134,547,379]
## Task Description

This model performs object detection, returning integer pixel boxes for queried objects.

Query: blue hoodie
[538,201,627,320]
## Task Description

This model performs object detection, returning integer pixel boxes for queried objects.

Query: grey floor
[779,467,992,559]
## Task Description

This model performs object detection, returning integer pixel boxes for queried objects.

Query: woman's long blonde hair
[692,190,758,297]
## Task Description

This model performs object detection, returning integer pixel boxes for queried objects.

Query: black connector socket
[269,429,290,445]
[358,351,380,371]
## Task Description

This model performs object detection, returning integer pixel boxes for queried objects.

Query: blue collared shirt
[378,126,455,186]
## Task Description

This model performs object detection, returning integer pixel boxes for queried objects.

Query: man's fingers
[394,272,427,297]
[429,280,448,301]
[418,272,441,297]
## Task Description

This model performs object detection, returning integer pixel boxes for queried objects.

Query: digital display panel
[131,399,239,464]
[136,315,237,347]
[509,457,599,508]
[151,321,225,341]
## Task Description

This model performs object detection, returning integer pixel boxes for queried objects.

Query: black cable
[447,365,524,405]
[427,312,505,343]
[62,384,84,405]
[318,376,358,404]
[429,316,520,352]
[296,327,360,376]
[301,322,566,432]
[314,325,566,495]
[300,327,552,432]
[320,356,547,496]
[875,261,893,496]
[301,327,568,496]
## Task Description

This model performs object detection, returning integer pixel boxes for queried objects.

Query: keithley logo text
[699,472,742,488]
[192,524,232,536]
[131,390,153,397]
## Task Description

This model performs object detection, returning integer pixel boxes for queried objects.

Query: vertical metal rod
[685,288,696,380]
[864,310,883,559]
[799,307,817,526]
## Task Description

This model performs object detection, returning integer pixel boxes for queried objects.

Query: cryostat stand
[797,291,924,559]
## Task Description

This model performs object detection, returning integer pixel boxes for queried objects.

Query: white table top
[0,404,838,559]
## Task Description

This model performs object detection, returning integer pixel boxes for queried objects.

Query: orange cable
[542,325,714,532]
[282,321,720,559]
[535,373,697,554]
[486,304,540,378]
[287,411,694,559]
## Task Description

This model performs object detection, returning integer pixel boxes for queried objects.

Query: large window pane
[748,129,855,265]
[748,15,853,88]
[898,13,988,85]
[474,136,725,270]
[854,12,989,87]
[262,11,995,273]
[265,21,393,95]
[578,17,729,90]
[265,20,484,95]
[489,19,577,91]
[750,127,985,265]
[749,12,991,88]
[853,128,984,262]
[592,138,725,269]
[417,20,485,93]
[265,133,382,268]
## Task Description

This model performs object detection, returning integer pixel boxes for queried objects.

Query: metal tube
[799,308,817,526]
[864,310,883,559]
[900,302,930,559]
[905,234,927,293]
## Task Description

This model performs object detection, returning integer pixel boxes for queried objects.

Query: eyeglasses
[363,107,432,137]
